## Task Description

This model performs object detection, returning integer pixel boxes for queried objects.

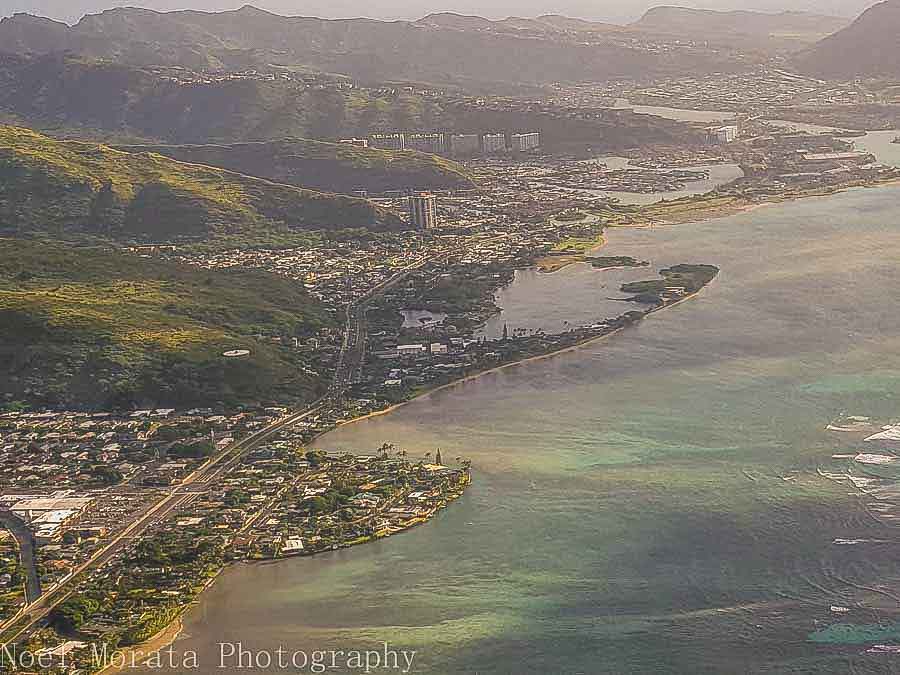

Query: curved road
[0,510,41,604]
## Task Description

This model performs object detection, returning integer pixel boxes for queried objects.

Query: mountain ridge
[795,0,900,78]
[631,5,849,41]
[0,1,876,25]
[115,138,477,194]
[0,5,766,85]
[0,125,403,246]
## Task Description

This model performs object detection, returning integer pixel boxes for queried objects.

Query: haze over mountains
[0,0,876,24]
[633,5,847,37]
[0,7,747,87]
[0,3,853,89]
[2,2,898,115]
[795,0,900,78]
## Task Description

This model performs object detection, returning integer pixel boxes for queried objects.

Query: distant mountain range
[632,6,848,40]
[0,51,700,159]
[0,1,876,24]
[795,0,900,78]
[0,5,850,87]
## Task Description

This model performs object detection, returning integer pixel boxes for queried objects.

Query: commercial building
[397,344,428,356]
[408,193,438,230]
[449,134,481,157]
[11,493,95,544]
[369,133,407,151]
[482,133,508,154]
[511,132,541,152]
[339,138,369,148]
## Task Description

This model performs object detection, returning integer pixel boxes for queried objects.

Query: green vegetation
[590,256,650,270]
[0,56,453,144]
[167,439,215,459]
[0,56,700,152]
[118,138,476,194]
[300,482,359,515]
[0,238,337,410]
[48,530,223,648]
[0,531,25,621]
[405,263,514,330]
[621,264,720,304]
[0,126,401,246]
[51,595,102,634]
[808,622,900,645]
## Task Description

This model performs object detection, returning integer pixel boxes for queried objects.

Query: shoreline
[98,618,184,674]
[533,174,900,274]
[323,283,708,436]
[84,176,900,665]
[89,285,710,666]
[534,198,772,274]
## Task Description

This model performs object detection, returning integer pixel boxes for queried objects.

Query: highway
[0,400,329,643]
[329,251,437,398]
[0,249,443,645]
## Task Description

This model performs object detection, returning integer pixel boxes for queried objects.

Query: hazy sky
[0,0,876,24]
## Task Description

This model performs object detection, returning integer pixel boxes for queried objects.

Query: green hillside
[0,56,698,152]
[0,54,444,144]
[118,138,476,194]
[0,238,336,411]
[0,126,402,245]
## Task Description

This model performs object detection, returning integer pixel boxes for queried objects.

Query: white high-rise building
[482,133,508,154]
[407,133,447,155]
[511,132,541,152]
[369,133,407,151]
[706,126,739,145]
[408,194,438,230]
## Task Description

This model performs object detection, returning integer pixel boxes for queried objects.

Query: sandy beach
[98,619,184,674]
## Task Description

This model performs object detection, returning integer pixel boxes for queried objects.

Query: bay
[150,184,900,674]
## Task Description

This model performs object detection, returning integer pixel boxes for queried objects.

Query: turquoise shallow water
[152,184,900,674]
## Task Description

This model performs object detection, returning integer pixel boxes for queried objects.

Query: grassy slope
[0,126,402,245]
[117,138,476,194]
[0,238,336,410]
[0,56,450,144]
[0,57,698,153]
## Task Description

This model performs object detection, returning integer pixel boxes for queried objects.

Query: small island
[590,256,650,270]
[621,264,720,305]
